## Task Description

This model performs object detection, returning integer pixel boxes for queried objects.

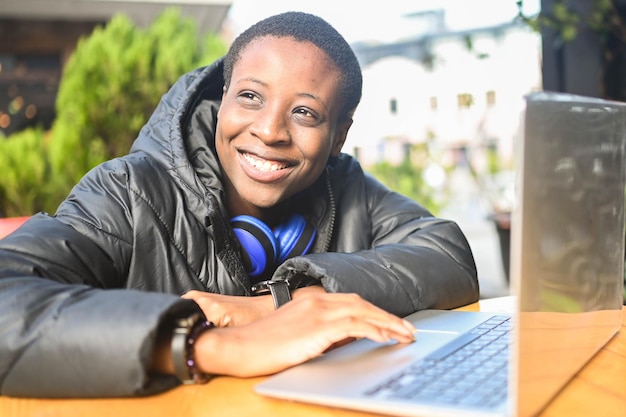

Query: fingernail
[403,319,416,332]
[401,331,416,343]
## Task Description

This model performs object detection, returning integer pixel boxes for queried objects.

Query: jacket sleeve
[0,178,198,398]
[278,171,479,317]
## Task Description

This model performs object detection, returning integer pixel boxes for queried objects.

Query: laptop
[254,91,626,417]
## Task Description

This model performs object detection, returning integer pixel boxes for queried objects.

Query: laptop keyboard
[365,315,512,410]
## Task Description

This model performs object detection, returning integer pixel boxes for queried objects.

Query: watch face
[251,279,292,295]
[251,280,272,295]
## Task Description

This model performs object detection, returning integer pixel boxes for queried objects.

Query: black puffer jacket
[0,59,479,398]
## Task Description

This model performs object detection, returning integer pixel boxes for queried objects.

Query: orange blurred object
[0,216,30,239]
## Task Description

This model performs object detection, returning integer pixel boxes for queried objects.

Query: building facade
[347,12,542,179]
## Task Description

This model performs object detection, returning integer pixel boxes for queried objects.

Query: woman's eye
[294,107,318,120]
[238,91,260,103]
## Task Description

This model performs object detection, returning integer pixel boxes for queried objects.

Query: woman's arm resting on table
[150,291,416,378]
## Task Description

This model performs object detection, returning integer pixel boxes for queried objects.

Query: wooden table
[1,297,625,417]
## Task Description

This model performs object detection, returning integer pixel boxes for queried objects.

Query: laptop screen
[511,92,626,417]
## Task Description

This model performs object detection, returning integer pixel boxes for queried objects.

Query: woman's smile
[239,150,293,182]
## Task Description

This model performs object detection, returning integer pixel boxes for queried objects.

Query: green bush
[0,8,227,216]
[0,128,49,217]
[366,143,446,215]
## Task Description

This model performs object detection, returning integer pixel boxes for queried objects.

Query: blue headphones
[230,214,317,277]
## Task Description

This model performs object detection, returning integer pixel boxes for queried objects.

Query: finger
[316,315,399,345]
[362,317,416,343]
[273,317,394,368]
[323,337,357,353]
[298,293,416,340]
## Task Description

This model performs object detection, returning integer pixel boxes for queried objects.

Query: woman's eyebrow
[297,92,329,111]
[234,76,266,86]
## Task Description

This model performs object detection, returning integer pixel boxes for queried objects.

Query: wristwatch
[251,279,292,309]
[171,312,214,384]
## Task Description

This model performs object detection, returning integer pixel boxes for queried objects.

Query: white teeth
[243,153,287,172]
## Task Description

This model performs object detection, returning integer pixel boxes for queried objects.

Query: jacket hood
[129,58,226,205]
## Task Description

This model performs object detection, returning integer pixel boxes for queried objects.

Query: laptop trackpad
[257,310,500,396]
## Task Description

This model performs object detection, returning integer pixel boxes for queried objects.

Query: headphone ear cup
[274,214,317,264]
[230,215,278,277]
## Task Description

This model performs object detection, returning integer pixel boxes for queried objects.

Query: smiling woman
[0,11,478,399]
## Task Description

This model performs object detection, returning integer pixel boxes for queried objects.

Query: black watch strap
[268,280,292,308]
[251,280,292,308]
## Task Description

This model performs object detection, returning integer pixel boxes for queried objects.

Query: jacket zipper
[323,167,336,252]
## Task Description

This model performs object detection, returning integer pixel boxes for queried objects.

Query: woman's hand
[194,291,416,378]
[182,285,326,327]
[181,290,275,327]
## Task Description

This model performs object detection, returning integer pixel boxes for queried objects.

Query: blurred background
[2,0,625,299]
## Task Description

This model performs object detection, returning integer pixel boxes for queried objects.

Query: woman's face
[215,36,351,221]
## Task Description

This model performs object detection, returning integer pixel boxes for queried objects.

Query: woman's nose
[250,105,291,145]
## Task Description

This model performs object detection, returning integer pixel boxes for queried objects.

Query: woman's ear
[218,86,227,116]
[331,118,353,157]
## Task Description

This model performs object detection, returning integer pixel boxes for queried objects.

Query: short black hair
[223,11,362,120]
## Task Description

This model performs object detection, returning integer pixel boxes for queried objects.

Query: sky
[225,0,541,44]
